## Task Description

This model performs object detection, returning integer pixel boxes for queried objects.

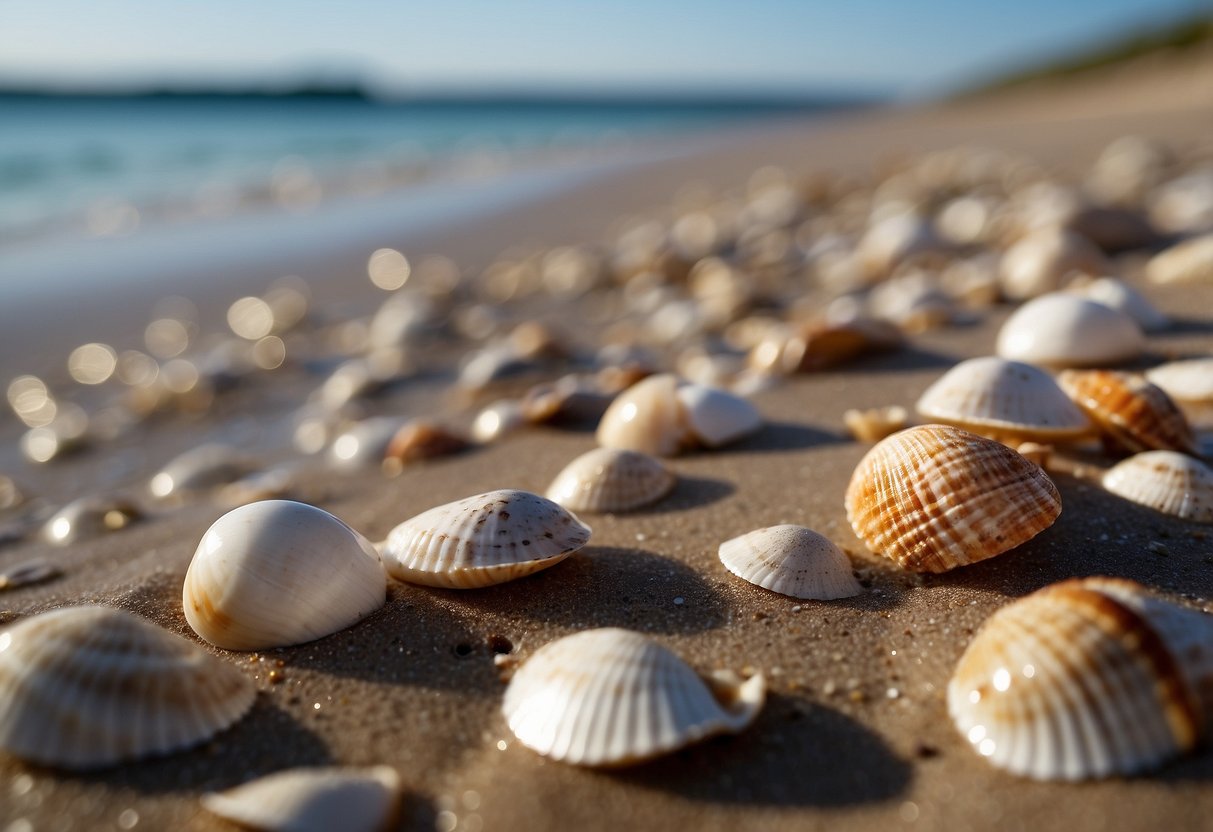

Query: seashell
[1150,168,1213,236]
[948,577,1213,780]
[380,489,590,588]
[503,627,765,766]
[19,404,90,464]
[0,606,255,768]
[845,424,1062,573]
[546,448,675,513]
[1146,233,1213,285]
[595,374,690,456]
[916,357,1091,442]
[1057,370,1197,455]
[43,495,142,545]
[471,399,526,443]
[867,272,957,332]
[675,383,762,448]
[328,417,407,470]
[217,463,303,508]
[184,500,386,650]
[382,420,470,475]
[856,213,947,279]
[797,318,904,372]
[843,405,908,442]
[521,376,614,425]
[202,766,401,832]
[0,474,26,512]
[1015,441,1053,469]
[150,444,257,500]
[1101,451,1213,523]
[718,525,861,600]
[1065,276,1169,333]
[999,228,1107,301]
[314,359,387,412]
[0,558,61,591]
[996,294,1144,367]
[1146,358,1213,406]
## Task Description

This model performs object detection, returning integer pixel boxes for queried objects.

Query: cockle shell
[150,444,257,500]
[916,357,1091,442]
[1066,276,1169,333]
[996,294,1144,367]
[503,628,765,766]
[1057,370,1197,455]
[948,577,1213,780]
[380,489,590,588]
[546,448,675,513]
[183,500,387,650]
[718,525,861,600]
[998,228,1107,301]
[43,495,142,545]
[202,766,402,832]
[1146,233,1213,285]
[845,424,1062,573]
[0,606,255,768]
[1101,451,1213,523]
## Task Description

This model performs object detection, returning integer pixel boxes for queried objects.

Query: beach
[2,51,1213,832]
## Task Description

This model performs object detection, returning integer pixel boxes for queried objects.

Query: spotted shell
[380,489,590,588]
[503,627,765,766]
[996,294,1144,367]
[0,606,255,769]
[1057,370,1197,455]
[948,577,1213,780]
[183,500,387,650]
[1101,451,1213,523]
[845,424,1062,573]
[545,448,675,513]
[202,766,402,832]
[915,357,1091,442]
[718,525,861,600]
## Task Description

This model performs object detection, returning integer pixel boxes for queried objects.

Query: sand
[2,58,1213,832]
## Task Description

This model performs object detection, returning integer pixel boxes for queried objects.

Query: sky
[0,0,1206,97]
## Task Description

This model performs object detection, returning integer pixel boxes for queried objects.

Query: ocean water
[0,94,860,247]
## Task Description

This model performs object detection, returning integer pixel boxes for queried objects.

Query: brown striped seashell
[845,424,1062,572]
[718,525,861,600]
[1102,451,1213,523]
[545,448,675,513]
[0,606,255,769]
[948,577,1213,780]
[202,766,402,832]
[1057,370,1197,456]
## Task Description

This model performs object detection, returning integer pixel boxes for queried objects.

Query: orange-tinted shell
[1057,370,1197,456]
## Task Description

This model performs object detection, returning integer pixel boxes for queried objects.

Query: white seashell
[718,525,861,600]
[948,577,1213,780]
[999,228,1107,301]
[675,383,763,447]
[202,766,401,832]
[43,495,141,545]
[328,417,408,470]
[595,373,691,456]
[380,490,590,588]
[996,294,1144,367]
[1146,233,1213,285]
[183,500,387,650]
[0,559,61,591]
[471,399,526,443]
[1066,276,1169,332]
[150,444,257,500]
[1146,358,1213,405]
[546,448,675,513]
[916,356,1091,441]
[503,628,765,766]
[843,405,909,442]
[1101,451,1213,523]
[0,606,255,769]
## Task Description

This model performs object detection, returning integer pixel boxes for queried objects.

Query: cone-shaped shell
[916,357,1091,442]
[675,383,763,447]
[0,606,255,769]
[381,489,590,588]
[503,628,765,766]
[948,578,1213,780]
[595,374,691,456]
[996,294,1144,367]
[1058,370,1197,455]
[1102,451,1213,523]
[546,448,675,513]
[718,525,861,600]
[183,500,387,650]
[845,424,1062,573]
[202,766,401,832]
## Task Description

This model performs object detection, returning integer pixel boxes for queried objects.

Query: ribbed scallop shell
[0,606,255,769]
[381,489,590,588]
[996,294,1144,367]
[948,578,1213,780]
[545,448,675,513]
[183,500,387,650]
[1102,451,1213,523]
[1057,370,1197,455]
[202,766,401,832]
[845,424,1062,573]
[718,525,861,600]
[916,357,1091,441]
[595,374,692,457]
[503,628,765,766]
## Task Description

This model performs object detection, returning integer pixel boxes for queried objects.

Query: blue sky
[0,0,1205,96]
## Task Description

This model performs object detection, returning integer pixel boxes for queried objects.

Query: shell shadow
[610,693,911,807]
[717,420,845,454]
[628,474,735,515]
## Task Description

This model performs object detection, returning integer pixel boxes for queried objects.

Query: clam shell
[150,444,257,500]
[1146,358,1213,404]
[595,374,691,457]
[0,606,255,769]
[718,525,861,600]
[916,357,1091,442]
[503,627,765,766]
[675,383,763,447]
[1057,370,1197,455]
[1101,451,1213,523]
[1066,276,1169,333]
[1146,233,1213,285]
[845,424,1062,573]
[380,489,590,588]
[202,766,401,832]
[43,495,141,545]
[545,448,675,513]
[996,294,1144,367]
[183,500,387,650]
[998,228,1107,301]
[948,578,1213,780]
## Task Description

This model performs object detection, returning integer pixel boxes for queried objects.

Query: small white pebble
[887,687,901,699]
[635,533,646,542]
[791,605,802,613]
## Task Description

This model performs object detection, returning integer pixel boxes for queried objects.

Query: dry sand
[2,58,1213,832]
